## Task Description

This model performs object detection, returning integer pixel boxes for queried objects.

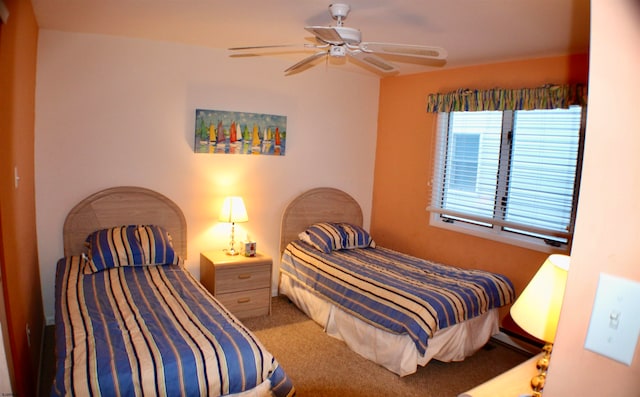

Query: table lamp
[219,196,248,256]
[510,254,570,397]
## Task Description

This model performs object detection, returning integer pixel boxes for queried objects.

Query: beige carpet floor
[242,296,533,397]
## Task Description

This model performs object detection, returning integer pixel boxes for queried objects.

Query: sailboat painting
[194,109,287,156]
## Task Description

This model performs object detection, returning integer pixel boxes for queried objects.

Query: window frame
[429,106,586,253]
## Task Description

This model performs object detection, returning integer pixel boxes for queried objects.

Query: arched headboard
[63,186,187,258]
[279,187,363,254]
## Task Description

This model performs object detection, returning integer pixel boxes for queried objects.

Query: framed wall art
[194,109,287,155]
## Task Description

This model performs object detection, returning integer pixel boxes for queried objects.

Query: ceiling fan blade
[229,44,307,51]
[359,42,447,60]
[304,26,344,45]
[284,51,328,74]
[348,51,399,75]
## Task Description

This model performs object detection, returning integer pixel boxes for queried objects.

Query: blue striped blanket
[52,255,295,397]
[281,241,515,355]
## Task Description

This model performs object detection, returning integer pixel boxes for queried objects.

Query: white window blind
[430,106,584,248]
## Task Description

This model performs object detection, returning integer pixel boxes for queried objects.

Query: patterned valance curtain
[426,84,587,113]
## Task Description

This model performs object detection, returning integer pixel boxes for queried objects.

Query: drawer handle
[238,274,251,280]
[237,297,251,304]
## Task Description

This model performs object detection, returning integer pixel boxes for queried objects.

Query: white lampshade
[510,254,570,343]
[218,196,248,223]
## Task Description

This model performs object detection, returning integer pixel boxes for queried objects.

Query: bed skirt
[279,273,499,376]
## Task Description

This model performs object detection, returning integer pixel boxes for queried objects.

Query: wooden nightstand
[200,251,272,319]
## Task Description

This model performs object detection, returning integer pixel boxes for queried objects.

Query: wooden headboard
[279,187,363,253]
[63,186,187,258]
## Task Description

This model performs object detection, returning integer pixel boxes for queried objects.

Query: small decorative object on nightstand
[243,241,256,257]
[200,250,272,319]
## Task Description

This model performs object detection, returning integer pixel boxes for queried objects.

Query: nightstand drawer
[216,287,271,319]
[215,264,271,294]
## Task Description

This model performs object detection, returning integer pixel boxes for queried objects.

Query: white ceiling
[30,0,590,76]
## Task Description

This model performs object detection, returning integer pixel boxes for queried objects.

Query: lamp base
[226,222,240,256]
[528,343,553,397]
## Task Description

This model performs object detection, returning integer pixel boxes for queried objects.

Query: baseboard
[490,329,542,356]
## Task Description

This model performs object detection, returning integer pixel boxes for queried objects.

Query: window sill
[429,213,570,254]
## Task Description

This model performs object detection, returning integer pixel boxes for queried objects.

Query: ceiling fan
[228,3,447,75]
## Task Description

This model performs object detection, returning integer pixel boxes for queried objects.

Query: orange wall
[372,54,589,330]
[0,0,44,395]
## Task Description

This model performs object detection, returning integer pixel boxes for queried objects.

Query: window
[430,106,585,251]
[449,133,480,191]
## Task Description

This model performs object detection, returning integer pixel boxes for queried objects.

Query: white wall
[35,30,380,323]
[545,0,640,395]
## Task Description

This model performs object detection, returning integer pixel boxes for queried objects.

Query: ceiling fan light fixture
[330,46,346,57]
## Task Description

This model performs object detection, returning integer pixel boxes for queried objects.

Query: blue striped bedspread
[52,255,295,397]
[281,241,515,355]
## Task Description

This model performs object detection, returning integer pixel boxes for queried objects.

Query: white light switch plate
[584,273,640,365]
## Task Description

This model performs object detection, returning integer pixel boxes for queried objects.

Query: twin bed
[278,188,515,376]
[52,185,514,395]
[52,187,295,397]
